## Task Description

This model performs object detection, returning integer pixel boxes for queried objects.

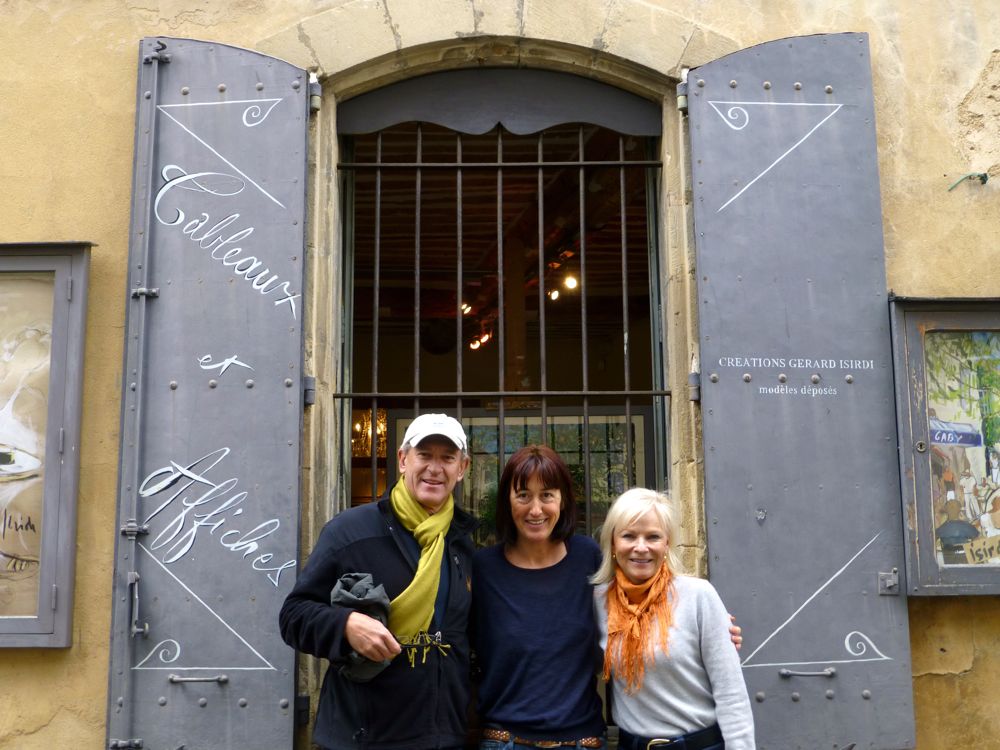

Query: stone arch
[258,0,738,99]
[265,0,737,556]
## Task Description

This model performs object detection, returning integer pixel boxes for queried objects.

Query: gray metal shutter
[688,33,915,749]
[106,37,308,750]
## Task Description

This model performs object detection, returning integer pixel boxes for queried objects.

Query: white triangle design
[740,532,893,669]
[707,101,843,213]
[157,99,287,209]
[132,542,275,671]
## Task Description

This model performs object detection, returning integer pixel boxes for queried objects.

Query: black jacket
[279,495,477,750]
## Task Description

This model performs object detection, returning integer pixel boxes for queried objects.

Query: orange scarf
[603,564,674,693]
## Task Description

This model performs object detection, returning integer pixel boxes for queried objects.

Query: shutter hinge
[67,277,73,301]
[120,519,150,538]
[58,427,65,454]
[878,568,900,595]
[108,740,144,749]
[688,371,701,402]
[295,694,311,727]
[131,287,159,299]
[309,74,322,114]
[676,81,688,113]
[303,375,317,407]
[51,584,58,611]
[142,40,171,65]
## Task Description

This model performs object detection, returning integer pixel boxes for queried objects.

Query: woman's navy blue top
[471,534,605,741]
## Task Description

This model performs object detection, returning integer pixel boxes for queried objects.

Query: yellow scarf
[604,564,674,693]
[387,476,454,639]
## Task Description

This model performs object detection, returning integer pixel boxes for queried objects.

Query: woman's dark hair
[495,444,577,545]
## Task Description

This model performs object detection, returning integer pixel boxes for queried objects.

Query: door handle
[168,674,229,684]
[779,667,836,678]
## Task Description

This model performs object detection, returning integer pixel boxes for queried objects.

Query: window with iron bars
[339,119,666,540]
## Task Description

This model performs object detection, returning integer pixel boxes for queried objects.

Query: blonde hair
[591,487,683,585]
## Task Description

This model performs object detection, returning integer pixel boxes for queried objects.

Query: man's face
[397,436,469,513]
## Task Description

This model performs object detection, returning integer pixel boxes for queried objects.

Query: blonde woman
[592,488,755,750]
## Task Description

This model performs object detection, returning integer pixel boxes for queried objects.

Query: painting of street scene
[0,272,53,616]
[925,330,1000,566]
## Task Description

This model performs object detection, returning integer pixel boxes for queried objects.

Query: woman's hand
[728,614,742,650]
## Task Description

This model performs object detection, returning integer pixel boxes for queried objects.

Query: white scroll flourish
[844,630,890,661]
[242,100,282,128]
[135,638,181,668]
[719,105,749,130]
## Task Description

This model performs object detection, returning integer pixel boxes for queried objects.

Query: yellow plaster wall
[0,3,334,747]
[1,1,998,747]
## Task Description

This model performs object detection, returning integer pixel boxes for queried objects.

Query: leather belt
[482,727,604,748]
[617,724,723,750]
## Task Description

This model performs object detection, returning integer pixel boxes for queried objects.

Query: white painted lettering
[153,165,300,319]
[138,448,295,587]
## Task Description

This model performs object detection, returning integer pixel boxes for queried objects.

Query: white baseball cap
[400,413,468,453]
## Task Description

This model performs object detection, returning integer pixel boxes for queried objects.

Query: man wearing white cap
[280,413,477,750]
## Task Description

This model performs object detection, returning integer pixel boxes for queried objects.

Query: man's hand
[344,612,402,661]
[728,614,743,651]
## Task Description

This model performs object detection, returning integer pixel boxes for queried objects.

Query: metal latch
[109,740,144,749]
[128,571,149,638]
[878,567,900,595]
[131,287,160,299]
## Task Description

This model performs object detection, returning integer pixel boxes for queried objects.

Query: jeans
[479,740,607,750]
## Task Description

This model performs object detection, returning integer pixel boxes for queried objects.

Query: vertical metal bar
[340,145,358,514]
[456,134,464,422]
[113,41,165,742]
[537,132,548,446]
[619,136,634,486]
[455,134,465,507]
[414,125,423,413]
[645,141,668,490]
[367,403,377,500]
[127,53,162,536]
[578,126,592,530]
[497,129,506,466]
[371,132,383,502]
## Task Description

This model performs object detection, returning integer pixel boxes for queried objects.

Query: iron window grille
[337,76,666,537]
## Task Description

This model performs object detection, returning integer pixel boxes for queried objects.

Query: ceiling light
[548,289,560,300]
[469,339,481,350]
[564,275,578,290]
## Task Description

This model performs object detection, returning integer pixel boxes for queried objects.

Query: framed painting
[892,298,1000,594]
[0,244,89,645]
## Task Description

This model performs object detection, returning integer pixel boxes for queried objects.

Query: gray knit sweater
[594,575,756,750]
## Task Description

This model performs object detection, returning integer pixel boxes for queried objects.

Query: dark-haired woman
[471,444,607,750]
